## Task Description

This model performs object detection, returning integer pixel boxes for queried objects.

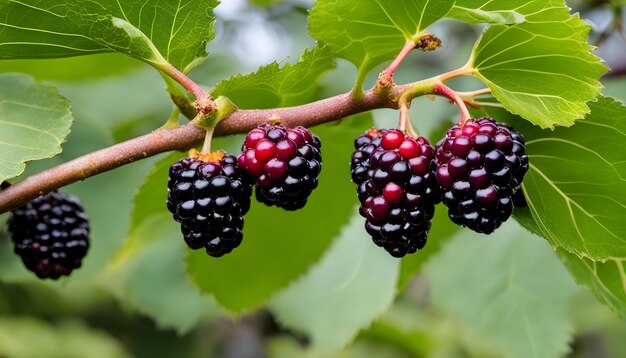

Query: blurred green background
[0,0,625,357]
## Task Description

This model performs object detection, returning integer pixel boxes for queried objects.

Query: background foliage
[0,0,625,357]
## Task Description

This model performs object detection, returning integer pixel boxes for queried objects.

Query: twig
[0,69,471,213]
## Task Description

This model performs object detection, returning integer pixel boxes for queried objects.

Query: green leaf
[558,250,626,319]
[0,73,73,183]
[470,3,607,128]
[0,0,218,69]
[0,317,130,358]
[122,153,180,256]
[448,0,563,25]
[110,153,220,333]
[115,214,220,333]
[478,96,626,261]
[188,114,374,312]
[397,205,459,289]
[0,53,142,81]
[308,0,454,87]
[212,45,335,108]
[425,221,578,358]
[56,68,172,133]
[269,214,400,351]
[515,204,626,319]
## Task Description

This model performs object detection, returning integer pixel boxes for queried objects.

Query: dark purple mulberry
[353,129,440,257]
[238,124,322,211]
[167,151,253,257]
[434,117,529,234]
[8,190,89,279]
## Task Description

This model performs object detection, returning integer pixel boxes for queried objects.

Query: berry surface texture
[167,153,253,257]
[434,118,529,234]
[8,191,90,279]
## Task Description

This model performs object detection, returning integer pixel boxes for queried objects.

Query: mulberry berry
[8,191,90,279]
[354,129,440,257]
[434,117,529,234]
[238,124,322,210]
[167,150,253,257]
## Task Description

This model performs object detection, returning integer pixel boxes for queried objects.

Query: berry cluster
[162,115,526,259]
[352,129,440,257]
[167,151,252,257]
[434,118,528,234]
[238,124,322,210]
[351,117,528,257]
[166,124,323,257]
[7,191,90,279]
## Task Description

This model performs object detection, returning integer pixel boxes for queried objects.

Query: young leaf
[469,4,607,128]
[0,73,73,183]
[187,114,374,313]
[268,214,400,351]
[425,221,578,358]
[308,0,454,87]
[212,45,335,108]
[477,96,626,261]
[0,0,218,69]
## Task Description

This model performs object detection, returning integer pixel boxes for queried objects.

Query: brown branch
[0,59,474,214]
[0,88,395,214]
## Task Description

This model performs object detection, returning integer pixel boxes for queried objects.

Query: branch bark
[0,88,395,214]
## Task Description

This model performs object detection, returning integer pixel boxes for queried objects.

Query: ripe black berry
[351,128,382,185]
[434,117,529,234]
[353,129,440,258]
[7,191,90,279]
[238,124,322,210]
[167,151,253,257]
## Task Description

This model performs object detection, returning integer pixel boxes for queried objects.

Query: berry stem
[201,126,215,153]
[398,102,408,132]
[399,101,418,137]
[434,83,472,126]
